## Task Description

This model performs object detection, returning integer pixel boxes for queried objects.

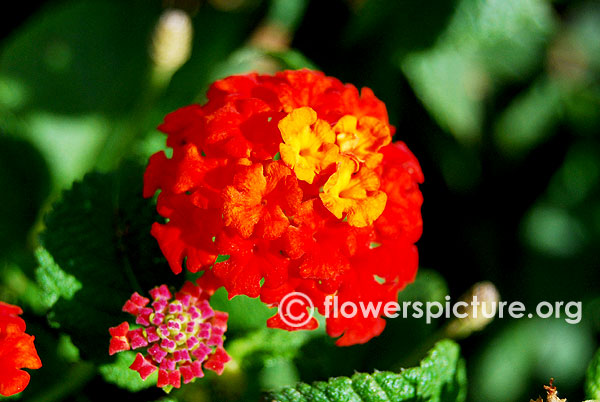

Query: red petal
[204,347,231,375]
[129,353,157,380]
[0,367,30,397]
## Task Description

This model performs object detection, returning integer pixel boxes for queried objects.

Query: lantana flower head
[0,301,42,397]
[108,282,230,392]
[144,69,424,346]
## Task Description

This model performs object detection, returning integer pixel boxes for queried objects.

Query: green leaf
[267,49,319,70]
[416,340,467,402]
[56,334,80,363]
[228,327,323,363]
[0,0,158,116]
[40,161,182,364]
[210,287,273,332]
[441,0,556,80]
[547,142,600,207]
[206,47,273,83]
[34,247,81,309]
[265,0,309,32]
[494,78,563,157]
[23,113,110,189]
[263,339,466,402]
[586,348,600,400]
[260,357,301,391]
[99,351,157,392]
[400,0,556,142]
[215,254,231,263]
[521,204,585,257]
[401,47,484,143]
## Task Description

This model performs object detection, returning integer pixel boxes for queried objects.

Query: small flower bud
[445,281,500,339]
[151,9,193,76]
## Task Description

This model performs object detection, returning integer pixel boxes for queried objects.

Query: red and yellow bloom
[0,301,42,397]
[144,69,424,346]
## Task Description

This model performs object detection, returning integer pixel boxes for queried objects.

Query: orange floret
[334,115,391,169]
[222,162,302,239]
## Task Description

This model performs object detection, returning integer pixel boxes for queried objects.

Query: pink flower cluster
[108,282,230,390]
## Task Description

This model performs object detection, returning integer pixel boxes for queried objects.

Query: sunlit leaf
[34,247,81,309]
[210,287,273,332]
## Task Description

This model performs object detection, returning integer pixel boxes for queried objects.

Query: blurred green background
[1,0,599,401]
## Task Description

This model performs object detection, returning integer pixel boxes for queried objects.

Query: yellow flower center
[278,107,339,184]
[319,157,387,227]
[334,115,391,169]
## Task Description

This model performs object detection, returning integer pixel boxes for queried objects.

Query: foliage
[586,348,600,400]
[264,340,466,402]
[40,162,182,364]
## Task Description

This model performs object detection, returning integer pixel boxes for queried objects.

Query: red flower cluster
[0,301,42,397]
[108,282,230,391]
[144,70,423,346]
